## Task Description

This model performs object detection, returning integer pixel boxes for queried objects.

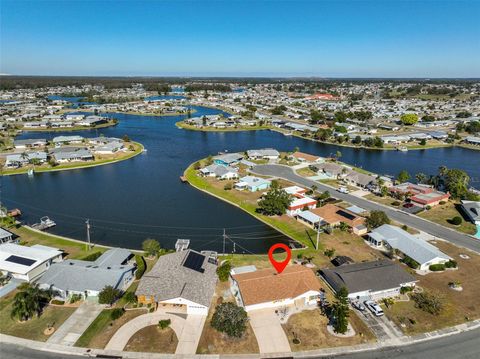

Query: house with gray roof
[4,151,47,168]
[461,200,480,225]
[246,148,280,160]
[13,138,47,149]
[136,249,217,315]
[368,224,451,270]
[50,147,94,163]
[52,135,84,144]
[200,164,238,180]
[213,153,243,166]
[320,260,417,300]
[38,248,135,301]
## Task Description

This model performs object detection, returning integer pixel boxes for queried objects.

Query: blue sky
[1,0,479,77]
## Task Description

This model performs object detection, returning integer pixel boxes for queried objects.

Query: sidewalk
[47,301,104,346]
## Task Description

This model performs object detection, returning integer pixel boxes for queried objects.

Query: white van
[364,300,384,316]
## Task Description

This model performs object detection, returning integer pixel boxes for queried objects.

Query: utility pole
[86,219,91,250]
[223,228,226,256]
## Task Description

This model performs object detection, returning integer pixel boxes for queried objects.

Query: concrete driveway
[248,309,291,354]
[105,311,206,355]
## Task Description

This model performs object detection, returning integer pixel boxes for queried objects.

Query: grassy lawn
[418,202,476,235]
[364,193,403,208]
[197,281,259,354]
[75,308,148,348]
[296,167,317,177]
[282,309,375,351]
[383,241,480,335]
[1,141,143,176]
[11,226,108,259]
[0,291,76,342]
[124,326,177,353]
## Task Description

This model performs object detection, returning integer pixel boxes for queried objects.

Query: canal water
[3,106,479,252]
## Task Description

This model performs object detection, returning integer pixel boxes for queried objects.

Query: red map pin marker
[268,243,291,274]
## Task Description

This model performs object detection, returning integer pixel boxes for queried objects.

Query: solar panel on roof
[337,210,356,221]
[183,251,205,273]
[5,255,36,266]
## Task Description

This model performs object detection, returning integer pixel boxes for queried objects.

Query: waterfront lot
[196,281,259,354]
[383,241,480,334]
[0,291,76,342]
[282,309,375,351]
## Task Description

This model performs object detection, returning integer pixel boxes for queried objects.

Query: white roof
[284,186,306,195]
[297,210,322,224]
[0,243,63,275]
[370,225,451,265]
[290,197,316,208]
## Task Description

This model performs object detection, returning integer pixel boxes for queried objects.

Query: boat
[31,216,56,231]
[397,146,408,152]
[142,148,148,153]
[7,208,22,217]
[284,131,293,136]
[27,168,34,176]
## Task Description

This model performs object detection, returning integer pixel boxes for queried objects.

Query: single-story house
[213,153,243,166]
[460,200,480,225]
[52,135,84,145]
[368,224,452,270]
[287,196,317,216]
[51,148,94,163]
[246,148,280,160]
[464,136,480,145]
[311,162,345,178]
[301,204,367,235]
[320,260,417,300]
[77,115,108,126]
[4,151,47,168]
[0,243,63,282]
[389,182,450,208]
[200,164,238,180]
[343,171,377,189]
[235,176,271,192]
[290,152,323,163]
[38,248,135,300]
[13,139,47,149]
[231,265,320,312]
[94,141,124,154]
[136,250,217,315]
[0,227,14,244]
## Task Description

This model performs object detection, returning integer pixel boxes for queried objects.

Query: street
[251,164,480,253]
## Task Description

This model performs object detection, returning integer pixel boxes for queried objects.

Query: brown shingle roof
[232,265,320,306]
[291,151,320,162]
[310,204,365,227]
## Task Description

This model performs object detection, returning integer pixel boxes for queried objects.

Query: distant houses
[235,176,271,192]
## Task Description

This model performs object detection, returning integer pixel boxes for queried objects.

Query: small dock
[31,216,56,231]
[180,175,188,183]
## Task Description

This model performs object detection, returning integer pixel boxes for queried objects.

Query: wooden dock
[180,176,188,183]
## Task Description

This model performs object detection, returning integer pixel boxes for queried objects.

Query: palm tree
[11,283,54,322]
[416,172,427,184]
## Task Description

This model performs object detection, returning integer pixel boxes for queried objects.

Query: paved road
[251,165,480,253]
[1,327,480,358]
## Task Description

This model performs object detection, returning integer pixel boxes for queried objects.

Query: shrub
[402,256,420,269]
[402,224,408,231]
[400,286,413,294]
[324,248,336,258]
[392,201,401,206]
[445,260,457,268]
[69,294,82,304]
[450,216,462,225]
[51,300,65,305]
[135,255,146,279]
[211,302,248,338]
[412,291,444,315]
[425,205,432,210]
[216,262,232,282]
[98,286,121,305]
[123,291,137,304]
[224,183,232,190]
[158,319,171,329]
[439,201,446,205]
[365,210,390,229]
[429,263,446,271]
[81,251,103,261]
[142,238,162,257]
[110,308,125,320]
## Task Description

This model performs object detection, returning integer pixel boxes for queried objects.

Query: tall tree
[257,181,292,216]
[11,284,53,321]
[397,170,411,184]
[332,287,349,334]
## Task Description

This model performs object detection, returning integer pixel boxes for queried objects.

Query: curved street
[251,164,480,253]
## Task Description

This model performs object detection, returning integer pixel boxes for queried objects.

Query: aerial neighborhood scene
[0,1,480,359]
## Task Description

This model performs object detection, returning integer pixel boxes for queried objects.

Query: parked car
[403,203,415,208]
[351,300,366,311]
[338,186,349,194]
[364,300,384,316]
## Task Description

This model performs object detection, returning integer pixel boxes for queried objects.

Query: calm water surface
[3,106,479,252]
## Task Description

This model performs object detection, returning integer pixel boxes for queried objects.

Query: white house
[0,243,63,282]
[368,224,452,270]
[231,265,320,312]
